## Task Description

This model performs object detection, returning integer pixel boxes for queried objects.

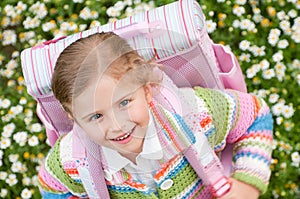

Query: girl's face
[72,74,152,156]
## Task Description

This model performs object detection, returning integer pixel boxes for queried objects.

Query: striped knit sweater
[38,87,273,198]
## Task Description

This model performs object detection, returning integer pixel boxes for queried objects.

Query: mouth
[110,126,136,143]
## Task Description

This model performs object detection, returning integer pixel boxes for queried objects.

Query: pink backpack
[20,0,246,198]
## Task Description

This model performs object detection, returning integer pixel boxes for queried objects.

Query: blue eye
[90,113,103,121]
[120,99,130,107]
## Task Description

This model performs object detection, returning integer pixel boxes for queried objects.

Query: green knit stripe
[194,87,230,146]
[108,188,158,199]
[37,180,63,194]
[232,172,268,194]
[156,161,201,198]
[234,140,273,153]
[46,137,85,194]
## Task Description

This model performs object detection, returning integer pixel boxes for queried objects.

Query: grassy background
[0,0,299,198]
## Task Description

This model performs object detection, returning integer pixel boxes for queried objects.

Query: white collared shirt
[102,113,163,191]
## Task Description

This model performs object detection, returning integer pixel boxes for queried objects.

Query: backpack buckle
[210,176,232,198]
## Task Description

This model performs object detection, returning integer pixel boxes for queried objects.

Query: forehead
[73,74,141,107]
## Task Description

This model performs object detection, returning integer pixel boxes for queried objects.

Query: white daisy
[30,123,43,133]
[21,188,32,199]
[276,116,283,125]
[19,97,27,105]
[5,174,18,186]
[13,131,28,146]
[277,10,287,21]
[79,24,87,31]
[106,6,121,17]
[277,39,289,49]
[3,123,15,137]
[282,105,294,119]
[276,70,285,81]
[0,189,8,198]
[4,4,16,18]
[233,6,245,17]
[29,1,48,19]
[0,137,11,149]
[232,19,240,28]
[246,65,259,78]
[11,161,22,173]
[262,68,275,79]
[268,33,279,46]
[80,7,92,20]
[239,40,251,51]
[271,102,284,116]
[42,21,56,32]
[16,1,27,14]
[240,19,254,31]
[2,30,17,46]
[239,53,251,62]
[28,136,39,147]
[252,14,262,23]
[291,152,300,167]
[259,59,270,70]
[236,0,247,5]
[279,20,291,32]
[288,9,297,18]
[272,51,284,62]
[114,1,126,11]
[8,154,19,163]
[291,31,300,43]
[1,17,11,28]
[284,121,294,131]
[0,171,7,180]
[90,20,101,28]
[91,11,99,19]
[22,177,31,186]
[124,0,133,6]
[125,7,134,16]
[206,20,217,33]
[0,98,11,109]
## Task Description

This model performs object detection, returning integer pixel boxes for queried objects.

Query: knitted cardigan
[38,87,273,199]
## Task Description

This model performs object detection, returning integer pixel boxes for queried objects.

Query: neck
[120,152,139,165]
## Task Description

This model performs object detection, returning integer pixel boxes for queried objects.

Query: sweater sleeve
[194,87,273,194]
[38,134,88,198]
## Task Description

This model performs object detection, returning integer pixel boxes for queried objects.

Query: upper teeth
[114,130,133,141]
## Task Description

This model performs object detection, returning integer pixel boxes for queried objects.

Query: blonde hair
[52,32,161,115]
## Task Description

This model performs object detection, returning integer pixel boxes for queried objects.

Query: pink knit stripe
[226,91,256,143]
[39,163,68,192]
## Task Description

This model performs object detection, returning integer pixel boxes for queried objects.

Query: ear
[67,113,73,120]
[144,83,153,103]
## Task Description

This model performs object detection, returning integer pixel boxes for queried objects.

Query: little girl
[38,32,273,199]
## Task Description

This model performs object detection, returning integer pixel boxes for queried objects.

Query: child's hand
[218,178,259,199]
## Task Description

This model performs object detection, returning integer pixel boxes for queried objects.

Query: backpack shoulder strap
[72,124,110,199]
[36,94,73,147]
[183,142,232,198]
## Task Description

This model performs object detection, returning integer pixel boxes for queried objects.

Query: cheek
[127,103,150,126]
[80,123,106,143]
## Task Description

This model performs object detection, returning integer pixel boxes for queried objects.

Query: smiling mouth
[111,127,135,141]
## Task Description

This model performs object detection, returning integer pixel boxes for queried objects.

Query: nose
[104,113,124,134]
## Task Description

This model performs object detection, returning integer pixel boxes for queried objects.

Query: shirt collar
[101,112,163,174]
